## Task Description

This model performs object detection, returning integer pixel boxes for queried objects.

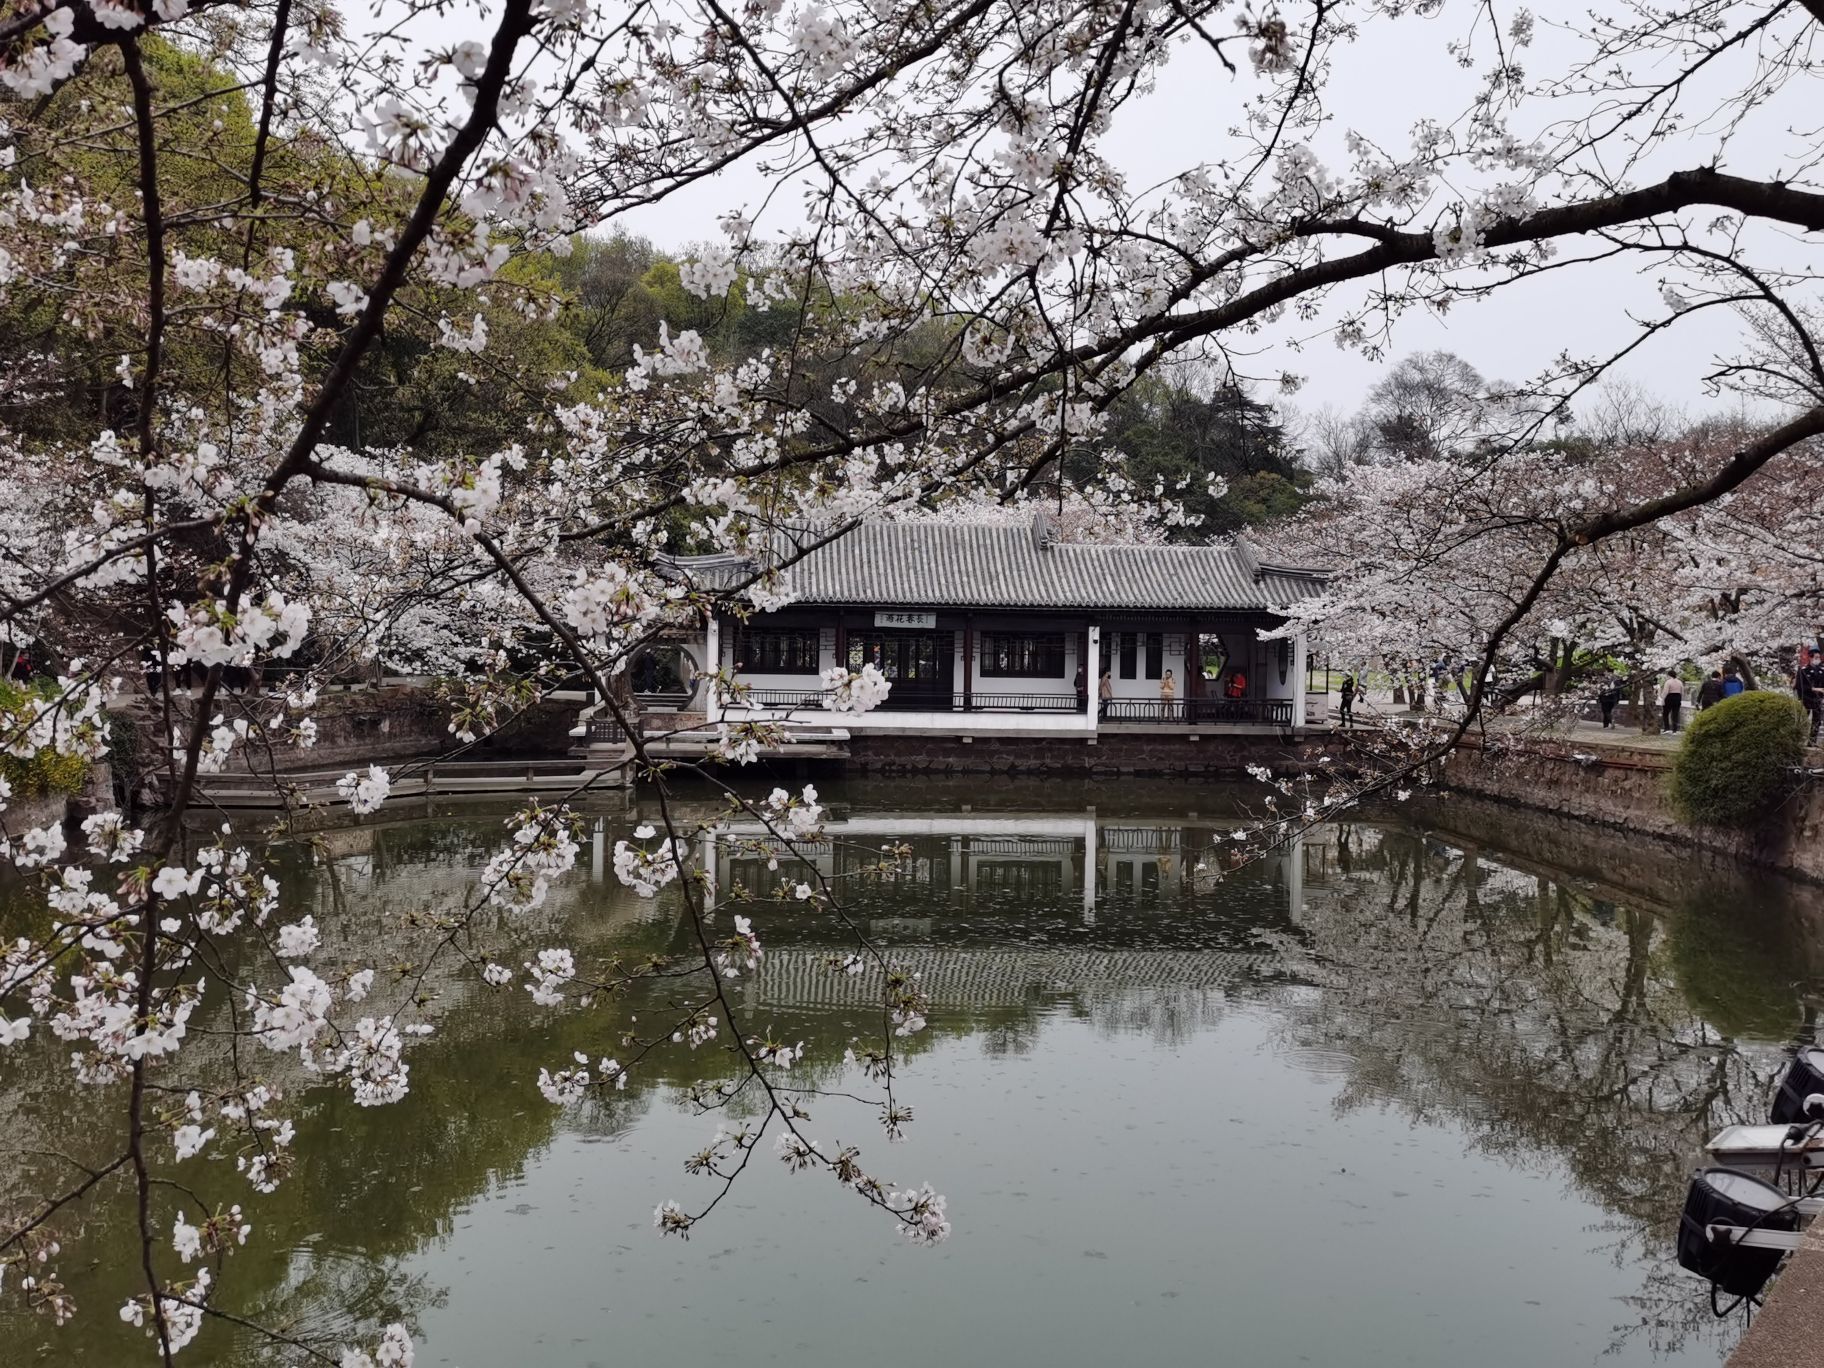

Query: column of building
[1084,624,1101,734]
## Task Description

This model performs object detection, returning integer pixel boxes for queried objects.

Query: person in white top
[1659,670,1685,733]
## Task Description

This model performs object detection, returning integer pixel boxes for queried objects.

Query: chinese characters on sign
[873,611,937,629]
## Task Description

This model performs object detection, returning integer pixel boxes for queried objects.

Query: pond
[8,779,1824,1366]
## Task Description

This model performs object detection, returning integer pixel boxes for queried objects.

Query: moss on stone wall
[0,679,91,798]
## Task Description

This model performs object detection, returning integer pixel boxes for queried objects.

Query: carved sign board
[874,610,937,629]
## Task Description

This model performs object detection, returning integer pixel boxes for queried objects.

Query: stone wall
[1415,787,1824,943]
[115,687,581,801]
[1440,735,1824,884]
[2,759,115,832]
[1729,1220,1824,1368]
[847,730,1333,779]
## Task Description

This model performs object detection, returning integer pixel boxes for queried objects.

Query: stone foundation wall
[1417,787,1824,926]
[847,731,1334,779]
[2,760,115,832]
[1441,736,1824,884]
[115,687,581,800]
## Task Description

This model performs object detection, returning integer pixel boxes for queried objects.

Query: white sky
[609,1,1781,415]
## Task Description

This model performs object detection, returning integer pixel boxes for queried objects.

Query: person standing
[1430,657,1451,713]
[1597,675,1624,728]
[1159,668,1177,718]
[1696,670,1725,710]
[1073,663,1087,711]
[1797,652,1824,744]
[1098,668,1114,720]
[1338,672,1357,726]
[1659,670,1685,733]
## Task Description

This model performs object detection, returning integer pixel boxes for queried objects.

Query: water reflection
[7,787,1823,1366]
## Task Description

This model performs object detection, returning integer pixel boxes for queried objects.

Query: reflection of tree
[978,1019,1041,1057]
[0,814,683,1365]
[3,927,665,1363]
[10,807,1813,1363]
[1271,825,1805,1360]
[222,1256,446,1364]
[1080,986,1231,1049]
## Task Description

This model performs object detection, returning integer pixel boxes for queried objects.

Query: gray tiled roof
[660,518,1323,612]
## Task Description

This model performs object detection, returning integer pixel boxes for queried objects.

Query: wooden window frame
[979,632,1066,679]
[740,629,820,674]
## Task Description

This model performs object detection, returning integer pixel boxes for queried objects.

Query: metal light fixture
[1771,1047,1824,1124]
[1683,1054,1824,1312]
[1676,1168,1803,1301]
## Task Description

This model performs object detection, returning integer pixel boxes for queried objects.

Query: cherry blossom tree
[4,0,1824,1360]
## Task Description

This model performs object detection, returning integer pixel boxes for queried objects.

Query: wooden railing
[726,688,831,710]
[1102,698,1294,726]
[720,688,1294,725]
[960,691,1082,713]
[725,688,1082,714]
[584,716,627,743]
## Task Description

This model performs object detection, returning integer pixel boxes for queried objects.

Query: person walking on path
[1796,653,1824,743]
[1721,668,1745,698]
[1338,673,1357,727]
[1429,658,1452,713]
[1098,669,1114,719]
[1696,670,1725,710]
[1597,675,1624,728]
[1659,670,1685,733]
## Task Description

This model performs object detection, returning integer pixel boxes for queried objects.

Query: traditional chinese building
[647,514,1328,743]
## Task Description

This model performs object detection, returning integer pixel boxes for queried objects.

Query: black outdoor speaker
[1770,1047,1824,1125]
[1676,1168,1799,1300]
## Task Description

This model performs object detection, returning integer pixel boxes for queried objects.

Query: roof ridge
[666,515,1322,610]
[1230,537,1262,580]
[1054,539,1214,553]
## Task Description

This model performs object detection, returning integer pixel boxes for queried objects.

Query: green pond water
[7,779,1824,1367]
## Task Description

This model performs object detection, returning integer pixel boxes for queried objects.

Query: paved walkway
[1490,716,1684,755]
[1330,690,1821,758]
[1729,1224,1824,1368]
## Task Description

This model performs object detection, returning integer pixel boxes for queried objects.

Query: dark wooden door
[847,629,954,708]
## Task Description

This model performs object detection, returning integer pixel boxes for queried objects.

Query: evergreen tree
[1068,374,1310,536]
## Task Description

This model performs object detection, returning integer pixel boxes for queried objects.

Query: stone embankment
[1431,730,1824,1368]
[1440,730,1824,884]
[1729,1221,1824,1368]
[848,730,1337,779]
[113,685,581,807]
[2,761,114,832]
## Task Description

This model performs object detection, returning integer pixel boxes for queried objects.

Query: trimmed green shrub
[1667,691,1809,828]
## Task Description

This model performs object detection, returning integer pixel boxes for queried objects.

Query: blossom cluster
[611,825,688,898]
[481,808,582,912]
[821,662,892,713]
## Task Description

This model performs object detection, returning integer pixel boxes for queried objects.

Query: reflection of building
[656,515,1327,742]
[697,811,1307,925]
[748,946,1271,1012]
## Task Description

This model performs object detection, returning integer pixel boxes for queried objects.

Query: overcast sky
[607,0,1773,417]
